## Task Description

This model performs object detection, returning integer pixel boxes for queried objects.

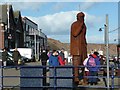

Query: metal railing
[0,65,120,90]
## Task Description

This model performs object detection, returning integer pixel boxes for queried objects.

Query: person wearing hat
[70,12,87,85]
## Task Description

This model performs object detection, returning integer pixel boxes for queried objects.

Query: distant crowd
[40,48,119,86]
[40,48,67,67]
[1,47,119,86]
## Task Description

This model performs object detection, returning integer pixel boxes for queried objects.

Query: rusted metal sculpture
[70,12,87,84]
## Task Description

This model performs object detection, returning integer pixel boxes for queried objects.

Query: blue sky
[0,0,119,43]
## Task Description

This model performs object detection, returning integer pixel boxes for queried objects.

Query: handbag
[18,59,22,65]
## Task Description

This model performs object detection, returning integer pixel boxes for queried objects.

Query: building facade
[22,17,47,60]
[0,4,47,58]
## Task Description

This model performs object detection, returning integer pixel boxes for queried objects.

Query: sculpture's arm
[71,22,84,37]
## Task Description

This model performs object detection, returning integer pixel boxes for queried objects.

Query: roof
[0,4,12,24]
[14,11,20,18]
[14,11,21,24]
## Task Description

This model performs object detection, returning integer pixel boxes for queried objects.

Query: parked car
[0,49,14,66]
[10,48,35,62]
[0,49,25,66]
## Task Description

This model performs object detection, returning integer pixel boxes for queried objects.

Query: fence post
[117,65,120,88]
[54,67,57,90]
[0,52,3,90]
[111,65,114,90]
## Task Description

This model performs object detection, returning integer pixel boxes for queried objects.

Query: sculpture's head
[77,12,85,21]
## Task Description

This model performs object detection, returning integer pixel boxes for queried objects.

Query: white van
[10,48,35,62]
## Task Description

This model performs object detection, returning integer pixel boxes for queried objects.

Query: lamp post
[99,14,109,89]
[105,14,110,90]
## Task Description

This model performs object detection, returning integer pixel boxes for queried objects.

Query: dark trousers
[88,71,98,84]
[14,61,18,70]
[42,61,47,88]
[103,71,107,87]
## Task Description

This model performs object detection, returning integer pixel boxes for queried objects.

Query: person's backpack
[87,57,96,67]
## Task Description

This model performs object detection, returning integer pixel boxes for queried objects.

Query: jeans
[88,71,98,84]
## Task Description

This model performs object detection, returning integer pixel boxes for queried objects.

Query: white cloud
[28,11,102,35]
[27,11,103,43]
[0,1,116,43]
[28,11,76,35]
[87,35,104,43]
[85,13,103,28]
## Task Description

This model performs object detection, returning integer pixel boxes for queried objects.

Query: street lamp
[0,23,4,27]
[99,14,109,90]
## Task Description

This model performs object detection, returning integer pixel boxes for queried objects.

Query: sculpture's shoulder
[71,21,79,27]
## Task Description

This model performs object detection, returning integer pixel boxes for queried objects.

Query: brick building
[0,4,24,50]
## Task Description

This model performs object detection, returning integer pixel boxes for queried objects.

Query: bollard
[111,65,114,89]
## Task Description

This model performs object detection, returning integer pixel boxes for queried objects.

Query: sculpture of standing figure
[70,12,87,85]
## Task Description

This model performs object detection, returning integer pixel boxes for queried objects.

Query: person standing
[83,55,90,85]
[59,48,65,65]
[12,48,21,70]
[70,12,87,85]
[87,52,100,85]
[49,50,59,67]
[41,50,49,89]
[64,50,68,65]
[2,47,8,66]
[41,50,49,66]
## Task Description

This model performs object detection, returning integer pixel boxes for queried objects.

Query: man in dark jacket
[41,50,49,66]
[12,48,21,69]
[40,50,49,88]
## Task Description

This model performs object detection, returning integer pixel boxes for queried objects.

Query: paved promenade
[2,61,120,90]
